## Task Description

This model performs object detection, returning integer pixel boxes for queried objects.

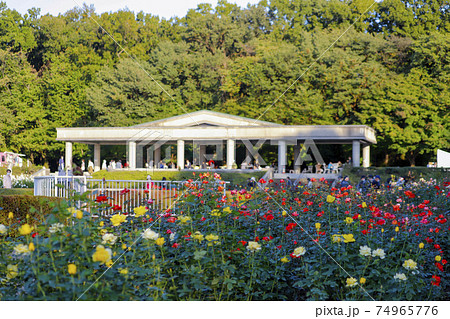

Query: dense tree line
[0,0,448,167]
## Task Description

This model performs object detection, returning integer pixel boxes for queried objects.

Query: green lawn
[92,170,265,187]
[0,188,34,196]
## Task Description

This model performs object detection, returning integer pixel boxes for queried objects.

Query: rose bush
[0,174,448,300]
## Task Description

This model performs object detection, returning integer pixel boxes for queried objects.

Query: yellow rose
[92,245,112,264]
[346,277,357,287]
[281,257,289,263]
[211,210,221,217]
[361,202,367,208]
[315,223,321,230]
[28,242,35,251]
[155,237,165,246]
[326,195,335,203]
[435,255,442,262]
[178,216,191,224]
[360,277,366,284]
[402,259,417,270]
[205,234,219,242]
[419,242,424,249]
[134,206,147,217]
[110,214,126,227]
[19,224,32,236]
[206,234,220,246]
[99,221,104,227]
[332,234,343,243]
[282,211,287,217]
[122,243,127,250]
[119,268,128,275]
[6,264,18,279]
[192,231,204,242]
[68,263,77,275]
[395,226,399,232]
[223,207,232,214]
[75,210,83,219]
[343,234,355,243]
[345,217,353,224]
[8,212,14,219]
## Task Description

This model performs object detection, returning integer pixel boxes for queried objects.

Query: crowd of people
[308,174,417,192]
[243,173,425,193]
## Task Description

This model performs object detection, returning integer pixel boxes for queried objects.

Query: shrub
[0,196,61,232]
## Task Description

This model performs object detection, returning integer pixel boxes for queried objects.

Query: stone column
[294,144,301,173]
[352,140,360,167]
[128,141,136,169]
[94,143,101,172]
[278,140,287,173]
[136,145,143,168]
[177,140,185,169]
[154,146,161,166]
[65,142,72,170]
[227,139,235,169]
[199,144,206,165]
[362,144,370,168]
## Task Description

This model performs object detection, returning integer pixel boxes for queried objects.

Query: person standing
[3,169,12,189]
[88,160,94,174]
[286,176,293,188]
[81,159,86,172]
[58,156,64,171]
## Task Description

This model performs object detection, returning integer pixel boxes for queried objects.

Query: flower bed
[0,174,34,188]
[0,173,448,300]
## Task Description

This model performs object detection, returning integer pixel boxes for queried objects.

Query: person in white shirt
[3,169,12,188]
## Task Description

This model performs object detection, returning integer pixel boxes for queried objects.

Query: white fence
[34,176,228,214]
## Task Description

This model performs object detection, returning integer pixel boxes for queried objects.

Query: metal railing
[34,176,229,215]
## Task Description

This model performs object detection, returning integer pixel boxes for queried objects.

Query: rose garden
[0,173,448,301]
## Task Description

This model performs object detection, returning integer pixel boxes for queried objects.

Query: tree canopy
[0,0,448,167]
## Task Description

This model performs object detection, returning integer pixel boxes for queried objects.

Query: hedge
[0,195,62,230]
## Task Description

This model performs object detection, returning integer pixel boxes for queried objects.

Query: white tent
[437,149,450,168]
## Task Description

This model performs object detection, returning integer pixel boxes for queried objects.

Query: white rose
[102,233,118,245]
[0,224,7,235]
[49,223,64,233]
[246,241,261,252]
[372,248,386,259]
[142,229,159,240]
[394,273,407,281]
[359,245,371,257]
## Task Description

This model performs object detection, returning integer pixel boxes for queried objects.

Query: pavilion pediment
[132,110,282,128]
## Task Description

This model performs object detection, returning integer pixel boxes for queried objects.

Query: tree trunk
[383,153,389,166]
[408,151,416,167]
